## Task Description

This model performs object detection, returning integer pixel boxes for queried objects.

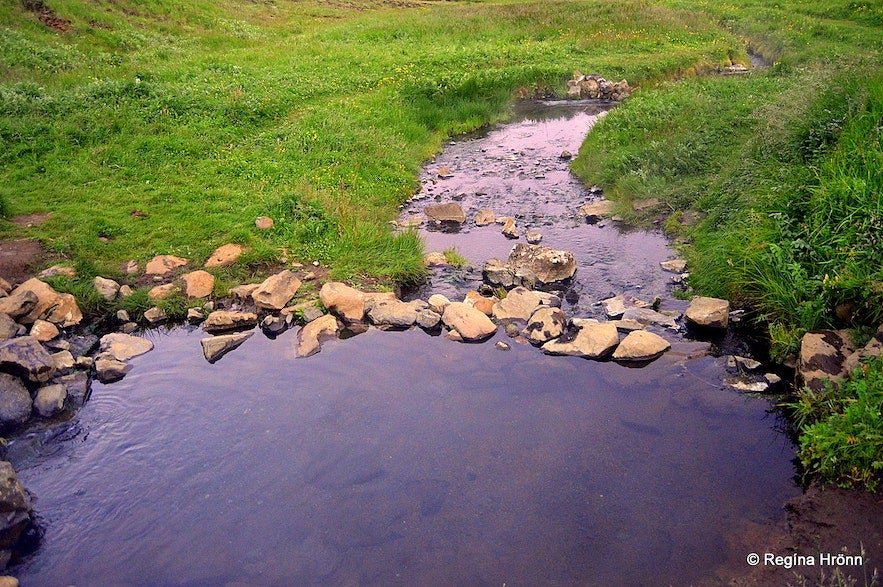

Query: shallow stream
[7,102,799,585]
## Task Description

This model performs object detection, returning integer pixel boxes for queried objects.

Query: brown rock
[579,200,614,221]
[9,278,81,326]
[145,255,189,276]
[296,314,339,357]
[38,265,76,279]
[542,321,619,359]
[319,282,367,323]
[507,244,576,285]
[181,270,215,299]
[424,202,466,224]
[685,296,730,329]
[148,283,176,300]
[612,330,671,362]
[0,336,55,383]
[501,218,519,239]
[474,209,495,226]
[201,332,254,363]
[229,283,260,300]
[205,243,244,268]
[522,307,567,344]
[424,252,448,267]
[203,311,259,333]
[255,216,274,229]
[464,291,495,316]
[93,276,120,301]
[442,302,497,342]
[99,333,154,361]
[797,330,857,392]
[29,319,59,342]
[492,287,541,321]
[0,291,37,321]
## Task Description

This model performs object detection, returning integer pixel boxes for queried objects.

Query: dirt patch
[0,239,46,286]
[22,0,72,33]
[713,485,883,585]
[9,212,52,228]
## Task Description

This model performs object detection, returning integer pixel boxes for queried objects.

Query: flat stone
[660,259,687,273]
[201,332,254,363]
[29,319,59,342]
[685,296,730,329]
[366,297,418,329]
[424,202,466,224]
[229,283,260,300]
[0,373,32,432]
[525,230,543,244]
[38,265,76,279]
[205,243,244,268]
[728,379,769,393]
[474,209,495,226]
[94,355,132,383]
[187,308,205,324]
[621,307,678,329]
[143,306,167,325]
[319,282,367,323]
[542,321,619,359]
[50,350,75,372]
[296,314,339,357]
[0,336,55,383]
[734,355,762,371]
[522,307,567,344]
[442,302,497,342]
[610,319,645,332]
[602,295,652,319]
[148,284,176,300]
[145,255,189,276]
[33,383,66,418]
[427,294,451,315]
[492,287,541,321]
[612,330,671,362]
[579,200,614,221]
[181,270,215,299]
[203,311,258,333]
[99,333,154,361]
[252,270,301,310]
[93,276,120,301]
[255,216,274,229]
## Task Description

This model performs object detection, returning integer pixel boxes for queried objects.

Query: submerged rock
[296,314,340,358]
[99,333,154,362]
[201,332,254,363]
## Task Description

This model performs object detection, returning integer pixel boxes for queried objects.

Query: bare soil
[0,239,45,287]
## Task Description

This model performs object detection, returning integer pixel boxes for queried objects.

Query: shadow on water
[7,101,799,585]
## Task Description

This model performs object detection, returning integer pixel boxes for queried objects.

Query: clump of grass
[442,247,469,268]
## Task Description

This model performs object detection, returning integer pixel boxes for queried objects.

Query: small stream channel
[7,101,799,585]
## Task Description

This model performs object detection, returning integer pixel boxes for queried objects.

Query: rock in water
[492,287,541,321]
[542,321,619,359]
[33,383,66,418]
[507,244,576,285]
[319,282,367,323]
[94,356,132,383]
[0,336,55,383]
[296,314,340,357]
[441,302,497,342]
[0,461,33,553]
[0,374,32,432]
[200,332,254,363]
[203,311,258,333]
[99,333,154,361]
[522,307,567,344]
[424,202,466,225]
[612,330,671,362]
[685,296,730,329]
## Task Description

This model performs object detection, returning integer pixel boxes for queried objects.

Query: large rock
[29,319,58,342]
[252,270,301,310]
[200,332,254,363]
[621,307,678,329]
[0,461,32,551]
[296,314,339,358]
[205,244,243,268]
[797,330,857,392]
[0,315,19,342]
[0,374,32,432]
[181,271,215,299]
[507,244,576,285]
[33,383,66,418]
[99,333,154,361]
[319,282,367,323]
[203,311,258,333]
[442,302,497,342]
[522,307,567,344]
[93,276,120,301]
[474,209,495,226]
[612,330,671,362]
[145,255,189,276]
[579,200,614,222]
[0,291,38,321]
[416,309,441,330]
[94,355,132,383]
[8,279,81,326]
[424,202,466,224]
[542,321,619,359]
[482,258,516,289]
[366,298,419,329]
[492,287,542,321]
[685,296,730,329]
[0,336,55,383]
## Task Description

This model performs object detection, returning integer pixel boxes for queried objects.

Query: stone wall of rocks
[566,72,633,101]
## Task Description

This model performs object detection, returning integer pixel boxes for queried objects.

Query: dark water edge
[8,327,799,586]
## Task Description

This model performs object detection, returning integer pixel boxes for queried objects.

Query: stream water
[6,101,800,586]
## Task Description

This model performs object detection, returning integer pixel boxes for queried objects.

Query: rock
[123,260,139,274]
[0,576,18,587]
[495,341,511,351]
[474,209,495,226]
[187,308,205,324]
[300,306,325,324]
[482,258,516,289]
[842,323,883,374]
[93,276,120,301]
[148,283,176,300]
[734,356,762,371]
[8,278,82,326]
[260,315,287,335]
[116,310,130,322]
[632,198,660,212]
[660,259,687,273]
[255,216,274,229]
[203,311,258,333]
[50,350,74,373]
[579,200,614,222]
[416,309,441,330]
[437,166,454,179]
[0,315,19,342]
[601,295,651,319]
[100,333,154,361]
[118,285,134,298]
[201,332,254,363]
[464,291,495,316]
[94,355,132,383]
[181,270,215,299]
[145,255,189,276]
[424,252,448,267]
[0,291,37,321]
[610,319,645,332]
[442,302,497,342]
[797,330,857,392]
[685,296,730,329]
[0,461,32,550]
[229,283,260,300]
[319,282,367,323]
[621,307,678,329]
[728,379,769,393]
[525,230,543,244]
[764,373,782,385]
[543,321,619,359]
[205,243,244,268]
[29,319,59,342]
[33,383,66,418]
[366,298,418,329]
[67,334,99,357]
[397,215,423,229]
[612,330,671,362]
[38,265,76,279]
[296,314,339,357]
[522,307,567,344]
[427,294,451,315]
[0,336,54,383]
[120,322,138,334]
[559,150,572,160]
[492,287,541,321]
[501,218,519,239]
[424,202,466,224]
[57,371,90,407]
[143,306,167,325]
[252,270,301,310]
[0,374,32,432]
[507,244,576,285]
